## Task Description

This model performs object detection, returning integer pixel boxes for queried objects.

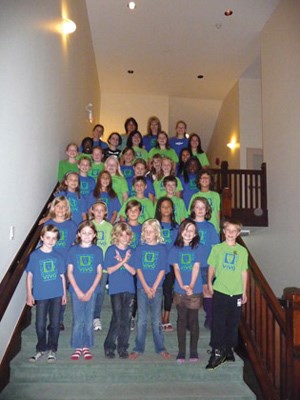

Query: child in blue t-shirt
[55,172,87,226]
[26,225,67,363]
[168,219,203,363]
[103,222,136,359]
[67,221,103,361]
[155,197,178,332]
[190,196,220,330]
[78,156,96,198]
[129,219,170,360]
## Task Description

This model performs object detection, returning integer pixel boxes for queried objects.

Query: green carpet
[0,293,255,400]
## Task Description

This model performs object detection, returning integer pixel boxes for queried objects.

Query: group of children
[26,116,248,370]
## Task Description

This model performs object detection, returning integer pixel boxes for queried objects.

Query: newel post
[283,287,300,400]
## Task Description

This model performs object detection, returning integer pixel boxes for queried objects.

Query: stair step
[0,381,255,400]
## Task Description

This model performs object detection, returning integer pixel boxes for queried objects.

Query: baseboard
[0,306,31,392]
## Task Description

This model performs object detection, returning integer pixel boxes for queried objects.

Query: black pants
[163,268,175,312]
[210,290,242,349]
[176,305,199,357]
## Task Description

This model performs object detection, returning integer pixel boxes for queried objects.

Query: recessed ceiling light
[215,23,222,29]
[197,75,204,79]
[128,2,136,10]
[224,9,233,16]
[128,70,134,74]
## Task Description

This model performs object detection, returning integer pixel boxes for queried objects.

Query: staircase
[1,296,255,400]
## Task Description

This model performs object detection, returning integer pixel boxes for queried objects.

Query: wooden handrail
[239,237,300,399]
[0,184,58,322]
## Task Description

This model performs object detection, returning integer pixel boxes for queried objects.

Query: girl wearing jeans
[129,219,170,360]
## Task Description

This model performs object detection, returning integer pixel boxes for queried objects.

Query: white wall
[0,0,100,362]
[239,78,263,168]
[244,0,300,296]
[99,92,169,139]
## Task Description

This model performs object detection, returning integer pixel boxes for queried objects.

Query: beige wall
[244,0,300,296]
[239,78,263,168]
[207,82,241,169]
[0,0,99,362]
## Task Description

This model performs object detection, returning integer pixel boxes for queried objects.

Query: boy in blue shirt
[26,225,67,363]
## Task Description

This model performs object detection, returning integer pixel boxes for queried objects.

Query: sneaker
[176,353,185,364]
[29,351,44,362]
[59,323,65,331]
[205,348,226,370]
[47,350,56,363]
[119,350,129,359]
[93,318,102,331]
[224,348,235,362]
[130,318,135,331]
[105,350,115,359]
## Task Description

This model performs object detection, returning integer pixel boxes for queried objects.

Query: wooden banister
[0,184,58,322]
[239,237,300,399]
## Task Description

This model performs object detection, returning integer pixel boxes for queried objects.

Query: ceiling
[86,0,280,101]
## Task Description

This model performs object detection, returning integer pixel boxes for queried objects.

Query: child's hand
[242,293,247,304]
[123,250,131,263]
[207,283,214,296]
[81,292,92,302]
[62,295,67,305]
[114,250,122,262]
[26,295,35,307]
[76,289,85,301]
[146,287,154,299]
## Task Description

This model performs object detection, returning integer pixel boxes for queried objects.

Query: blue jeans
[70,292,96,349]
[35,296,62,352]
[104,292,134,354]
[133,287,166,354]
[93,273,108,319]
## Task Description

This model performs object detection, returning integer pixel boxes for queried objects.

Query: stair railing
[211,162,268,227]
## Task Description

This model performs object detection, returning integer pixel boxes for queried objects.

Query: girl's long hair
[174,219,200,249]
[93,171,117,199]
[141,219,164,244]
[55,172,80,198]
[75,220,97,245]
[126,131,143,149]
[48,196,71,220]
[190,196,212,221]
[155,197,177,229]
[188,133,204,154]
[182,156,201,183]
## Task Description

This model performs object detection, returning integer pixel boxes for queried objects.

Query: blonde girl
[104,156,129,204]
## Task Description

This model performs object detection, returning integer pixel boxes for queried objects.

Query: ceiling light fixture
[128,70,134,74]
[197,75,204,79]
[128,2,136,10]
[224,9,233,16]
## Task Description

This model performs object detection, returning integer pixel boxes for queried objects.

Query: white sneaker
[29,351,44,362]
[93,318,102,331]
[130,318,135,331]
[47,350,56,363]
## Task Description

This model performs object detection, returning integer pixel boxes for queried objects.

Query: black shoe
[205,348,226,370]
[119,351,129,359]
[60,323,65,331]
[224,348,235,362]
[105,350,115,359]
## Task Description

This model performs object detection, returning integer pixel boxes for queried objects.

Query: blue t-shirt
[79,175,96,198]
[26,248,64,300]
[160,222,178,250]
[169,137,189,156]
[195,220,220,267]
[143,135,157,152]
[128,176,154,198]
[103,245,136,295]
[67,244,103,294]
[132,243,167,289]
[44,219,77,263]
[168,245,204,294]
[180,174,199,209]
[55,191,87,226]
[121,165,135,181]
[86,191,121,221]
[129,224,142,250]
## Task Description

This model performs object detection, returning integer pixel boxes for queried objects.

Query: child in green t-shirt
[162,176,188,224]
[206,219,248,370]
[88,146,104,182]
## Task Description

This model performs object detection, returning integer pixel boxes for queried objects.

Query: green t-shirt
[57,160,78,182]
[208,241,248,296]
[88,162,104,181]
[118,196,155,224]
[148,148,179,163]
[189,190,220,232]
[154,177,183,199]
[92,220,113,272]
[167,196,188,224]
[111,175,129,204]
[192,151,210,167]
[133,146,149,161]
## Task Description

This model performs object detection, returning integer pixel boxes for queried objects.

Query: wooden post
[220,161,229,189]
[221,187,232,219]
[283,287,300,400]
